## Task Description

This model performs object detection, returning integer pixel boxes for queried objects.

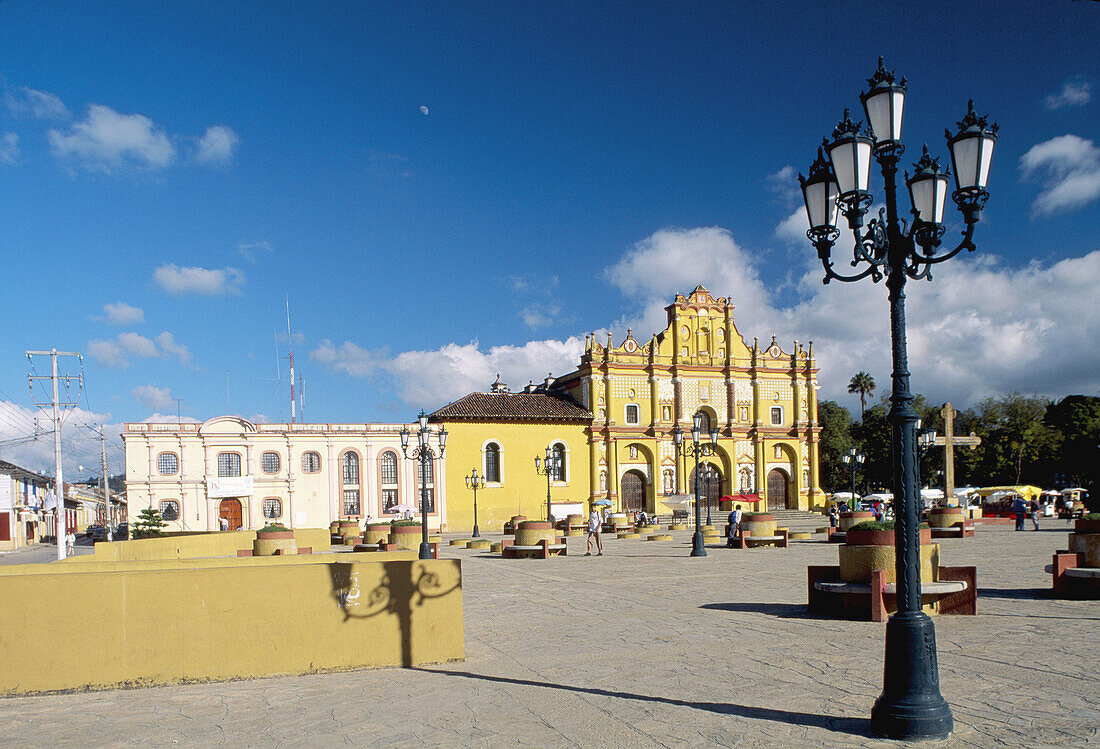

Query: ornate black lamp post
[672,412,719,557]
[799,58,996,740]
[465,468,484,538]
[843,447,865,505]
[534,446,561,523]
[702,463,719,526]
[399,410,448,560]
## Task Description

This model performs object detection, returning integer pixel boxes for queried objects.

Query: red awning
[723,493,765,504]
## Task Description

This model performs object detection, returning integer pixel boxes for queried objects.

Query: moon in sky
[419,105,429,115]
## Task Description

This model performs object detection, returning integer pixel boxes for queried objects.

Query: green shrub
[131,508,167,539]
[1083,513,1100,521]
[742,512,771,518]
[848,520,930,532]
[259,523,290,533]
[391,519,422,527]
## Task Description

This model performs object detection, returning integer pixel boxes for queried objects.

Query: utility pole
[27,349,83,560]
[98,427,112,542]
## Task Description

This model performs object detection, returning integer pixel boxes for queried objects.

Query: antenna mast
[286,294,295,424]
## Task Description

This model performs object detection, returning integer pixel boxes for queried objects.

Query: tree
[1043,395,1100,504]
[970,393,1058,486]
[817,400,855,492]
[848,372,876,419]
[131,508,167,539]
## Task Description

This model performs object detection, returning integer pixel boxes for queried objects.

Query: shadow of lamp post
[672,412,719,557]
[399,411,448,560]
[534,446,561,523]
[465,468,484,538]
[797,57,996,740]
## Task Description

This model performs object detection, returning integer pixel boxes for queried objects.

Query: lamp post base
[472,525,480,538]
[418,542,432,560]
[870,610,953,740]
[690,530,707,557]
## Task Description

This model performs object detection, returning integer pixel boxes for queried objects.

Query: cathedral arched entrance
[766,469,789,511]
[621,470,647,514]
[689,464,723,509]
[219,498,243,530]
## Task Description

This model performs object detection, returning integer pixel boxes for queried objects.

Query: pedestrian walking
[1030,498,1041,531]
[65,531,75,556]
[828,505,839,529]
[1012,496,1027,531]
[585,508,603,556]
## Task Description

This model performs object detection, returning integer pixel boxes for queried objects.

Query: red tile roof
[429,392,592,422]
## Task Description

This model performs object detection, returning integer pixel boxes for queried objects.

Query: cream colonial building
[123,417,447,532]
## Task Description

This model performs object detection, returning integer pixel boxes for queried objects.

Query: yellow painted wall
[66,528,332,563]
[0,555,463,696]
[439,421,589,533]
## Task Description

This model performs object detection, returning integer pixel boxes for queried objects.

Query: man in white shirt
[727,504,743,547]
[585,508,603,556]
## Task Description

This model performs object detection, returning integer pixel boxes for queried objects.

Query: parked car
[85,523,104,539]
[90,524,110,542]
[115,522,129,540]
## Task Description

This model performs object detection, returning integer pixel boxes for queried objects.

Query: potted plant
[840,520,936,583]
[388,519,423,550]
[253,523,297,556]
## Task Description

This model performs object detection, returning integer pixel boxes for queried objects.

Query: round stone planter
[489,542,503,553]
[468,539,491,550]
[329,521,340,534]
[253,530,297,556]
[566,513,585,528]
[840,529,937,583]
[929,507,967,528]
[515,521,557,546]
[838,511,874,531]
[388,524,424,551]
[647,534,672,541]
[967,506,983,519]
[617,532,640,540]
[1074,518,1100,535]
[607,513,630,529]
[338,520,360,532]
[741,514,776,539]
[363,523,391,545]
[449,539,471,547]
[669,523,688,531]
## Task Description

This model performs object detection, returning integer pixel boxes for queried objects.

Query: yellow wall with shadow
[0,554,463,696]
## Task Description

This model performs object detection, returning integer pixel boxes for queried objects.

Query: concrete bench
[1049,551,1100,599]
[808,565,976,621]
[352,541,439,559]
[931,521,975,539]
[728,528,789,549]
[502,539,567,559]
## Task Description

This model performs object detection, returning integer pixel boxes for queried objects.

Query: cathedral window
[551,443,567,482]
[217,452,241,477]
[770,406,783,425]
[484,443,501,483]
[625,404,639,425]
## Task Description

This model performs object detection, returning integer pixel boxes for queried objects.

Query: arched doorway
[766,469,789,511]
[621,470,647,513]
[689,464,723,514]
[219,498,243,530]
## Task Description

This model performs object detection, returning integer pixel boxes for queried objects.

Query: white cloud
[132,385,173,411]
[87,331,192,368]
[102,301,145,326]
[521,302,562,328]
[1045,78,1091,110]
[1020,134,1100,215]
[4,87,70,119]
[312,337,586,408]
[140,412,200,424]
[310,340,386,377]
[155,331,193,366]
[153,264,244,295]
[235,240,273,262]
[48,104,175,171]
[0,400,123,478]
[0,132,18,164]
[196,125,239,164]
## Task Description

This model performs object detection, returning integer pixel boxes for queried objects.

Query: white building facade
[123,416,448,532]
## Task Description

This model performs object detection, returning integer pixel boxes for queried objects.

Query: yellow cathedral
[430,286,823,533]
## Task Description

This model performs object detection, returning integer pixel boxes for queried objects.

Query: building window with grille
[343,489,361,516]
[342,452,359,485]
[217,452,241,477]
[484,442,501,483]
[770,406,783,426]
[551,443,566,482]
[262,497,282,519]
[301,452,321,473]
[159,500,180,521]
[261,452,281,474]
[416,453,436,513]
[380,451,399,513]
[157,452,178,475]
[625,404,639,425]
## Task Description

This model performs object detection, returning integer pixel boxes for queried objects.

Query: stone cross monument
[929,403,981,504]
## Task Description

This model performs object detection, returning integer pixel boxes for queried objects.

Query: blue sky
[1,1,1098,476]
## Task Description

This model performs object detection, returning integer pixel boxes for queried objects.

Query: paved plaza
[2,517,1097,748]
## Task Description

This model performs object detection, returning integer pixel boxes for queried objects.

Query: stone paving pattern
[1,517,1097,748]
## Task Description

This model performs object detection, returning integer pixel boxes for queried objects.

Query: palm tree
[848,372,876,419]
